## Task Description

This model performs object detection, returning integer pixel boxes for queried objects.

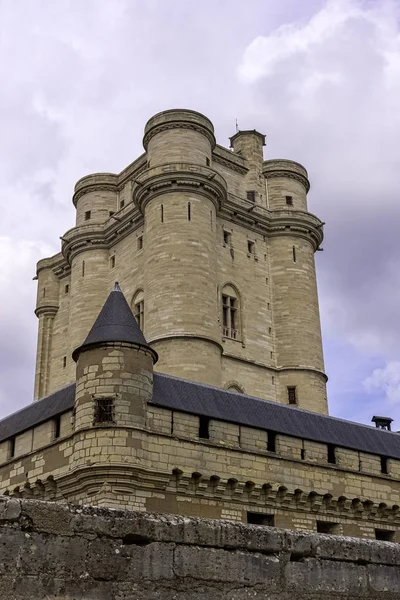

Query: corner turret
[72,282,157,433]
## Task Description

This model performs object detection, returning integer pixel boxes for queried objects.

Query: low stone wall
[0,498,399,599]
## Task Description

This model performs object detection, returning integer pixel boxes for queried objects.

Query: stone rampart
[0,497,399,599]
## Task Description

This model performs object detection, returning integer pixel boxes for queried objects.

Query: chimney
[371,416,393,431]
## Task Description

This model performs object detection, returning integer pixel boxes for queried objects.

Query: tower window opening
[286,196,293,206]
[134,300,144,330]
[109,211,115,217]
[222,292,238,340]
[62,356,67,368]
[246,190,255,202]
[267,431,276,453]
[94,397,115,424]
[137,236,143,250]
[65,284,69,294]
[120,199,125,209]
[375,529,395,542]
[82,261,85,277]
[187,202,191,221]
[199,416,210,439]
[210,210,213,230]
[327,444,336,464]
[287,386,297,405]
[381,456,388,474]
[223,230,231,245]
[43,287,46,298]
[110,255,115,269]
[9,437,15,459]
[317,521,340,535]
[161,204,164,223]
[293,246,296,262]
[84,210,91,221]
[247,240,255,255]
[206,157,210,166]
[54,415,61,440]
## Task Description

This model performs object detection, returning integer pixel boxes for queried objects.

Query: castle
[0,109,399,541]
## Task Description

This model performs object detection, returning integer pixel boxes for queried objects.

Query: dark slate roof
[1,373,400,459]
[72,282,157,362]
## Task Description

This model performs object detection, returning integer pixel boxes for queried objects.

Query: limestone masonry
[0,109,399,544]
[0,498,399,599]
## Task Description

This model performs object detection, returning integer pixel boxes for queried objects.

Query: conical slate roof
[72,282,157,362]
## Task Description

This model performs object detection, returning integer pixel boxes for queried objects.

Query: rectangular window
[223,230,231,245]
[293,246,296,262]
[287,386,297,405]
[109,211,115,217]
[134,300,144,330]
[375,529,395,542]
[54,415,61,439]
[267,431,276,452]
[327,444,336,464]
[82,261,85,277]
[63,356,67,368]
[64,284,69,294]
[247,240,255,255]
[94,397,115,424]
[137,236,143,250]
[222,295,238,339]
[120,199,125,209]
[199,416,210,439]
[317,521,340,535]
[188,202,191,221]
[206,157,210,166]
[84,210,91,221]
[286,195,293,205]
[110,255,115,269]
[246,190,255,202]
[247,512,274,526]
[381,456,388,474]
[161,204,164,223]
[9,437,15,459]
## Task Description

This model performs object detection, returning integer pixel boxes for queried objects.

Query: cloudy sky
[1,0,400,427]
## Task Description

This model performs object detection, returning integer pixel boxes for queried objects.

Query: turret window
[287,386,297,405]
[222,285,241,340]
[246,190,255,202]
[93,397,115,424]
[286,196,293,206]
[137,236,143,250]
[84,211,91,221]
[223,230,231,245]
[247,240,255,255]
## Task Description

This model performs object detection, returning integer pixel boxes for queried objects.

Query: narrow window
[137,236,143,250]
[268,327,272,335]
[267,431,276,453]
[223,230,231,245]
[375,529,395,542]
[9,437,15,459]
[381,456,388,474]
[317,521,340,535]
[62,356,67,368]
[327,444,336,464]
[247,240,255,255]
[120,199,125,209]
[43,287,46,298]
[94,397,115,424]
[134,300,144,330]
[286,195,293,206]
[54,415,61,439]
[301,446,305,460]
[109,211,115,217]
[270,351,273,359]
[199,416,210,439]
[293,246,296,262]
[161,204,164,223]
[210,210,213,230]
[267,302,270,309]
[82,261,85,277]
[206,157,210,166]
[84,210,91,221]
[246,190,255,202]
[110,255,115,269]
[64,284,69,294]
[287,386,297,405]
[222,294,238,339]
[247,512,274,526]
[272,376,275,385]
[187,202,191,221]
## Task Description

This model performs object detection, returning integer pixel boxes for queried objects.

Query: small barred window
[94,397,115,424]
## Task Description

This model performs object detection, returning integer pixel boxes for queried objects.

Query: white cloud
[364,362,400,405]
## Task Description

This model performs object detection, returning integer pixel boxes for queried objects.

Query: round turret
[263,159,310,212]
[73,173,118,226]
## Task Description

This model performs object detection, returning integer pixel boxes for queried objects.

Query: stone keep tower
[33,108,327,414]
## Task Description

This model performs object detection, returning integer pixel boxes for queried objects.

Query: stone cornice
[143,109,216,150]
[34,305,59,318]
[132,163,228,213]
[212,145,248,175]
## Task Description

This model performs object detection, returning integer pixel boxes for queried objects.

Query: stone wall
[0,497,399,599]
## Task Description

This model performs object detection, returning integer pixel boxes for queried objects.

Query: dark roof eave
[72,340,158,363]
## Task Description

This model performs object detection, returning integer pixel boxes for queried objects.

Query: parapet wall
[0,497,399,599]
